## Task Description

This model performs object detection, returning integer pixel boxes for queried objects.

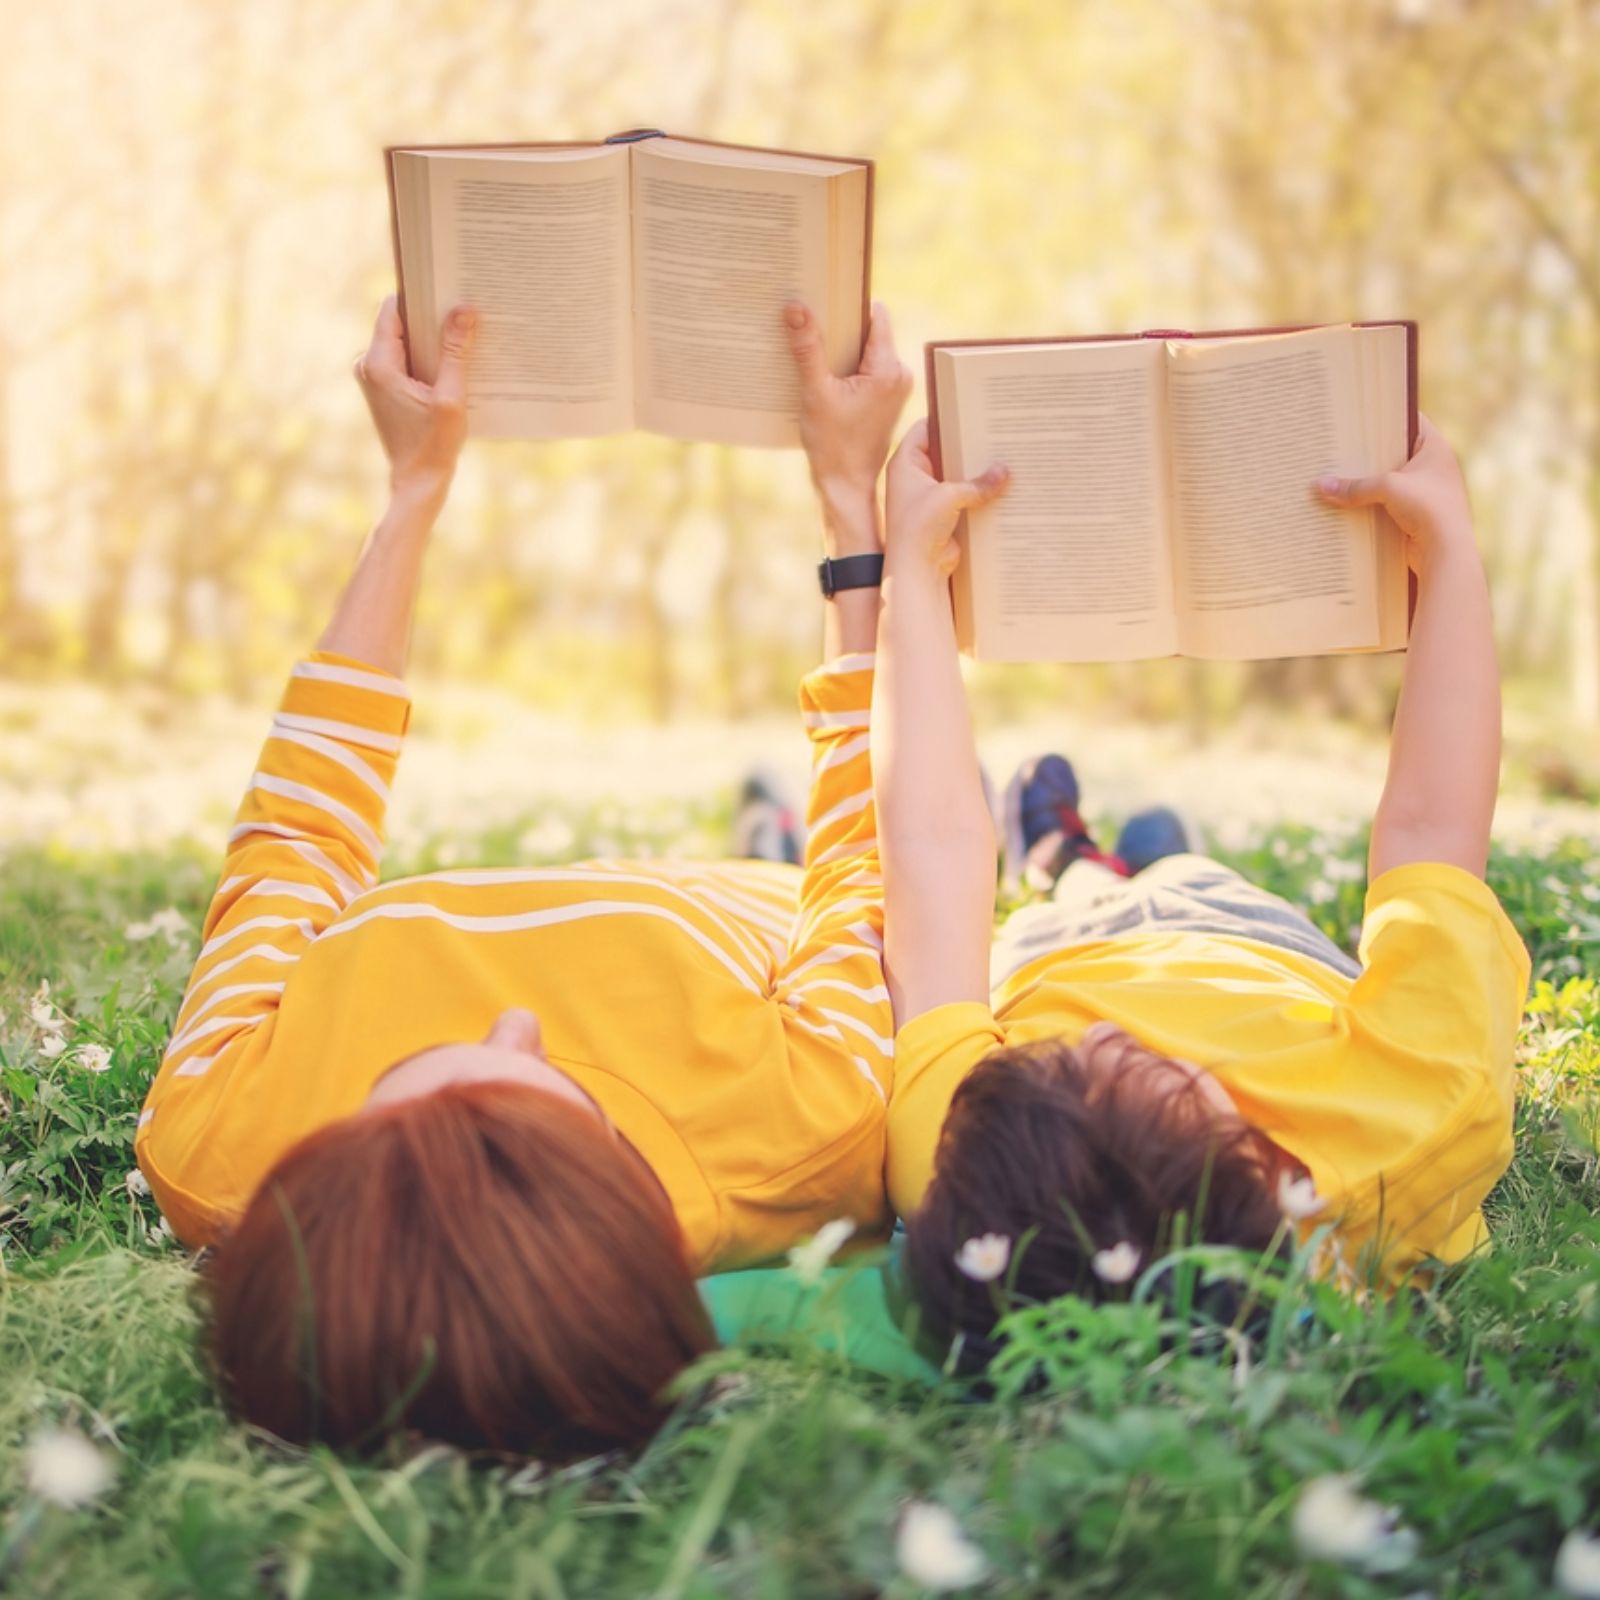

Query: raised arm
[1317,415,1499,880]
[137,300,477,1237]
[874,421,1008,1025]
[767,300,909,1085]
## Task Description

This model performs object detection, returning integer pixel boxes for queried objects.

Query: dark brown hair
[905,1029,1305,1371]
[204,1080,715,1460]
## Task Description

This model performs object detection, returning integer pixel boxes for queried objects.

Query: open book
[926,321,1418,661]
[386,131,873,448]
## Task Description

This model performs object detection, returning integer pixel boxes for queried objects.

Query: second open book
[928,322,1417,662]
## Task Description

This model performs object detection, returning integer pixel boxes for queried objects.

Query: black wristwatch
[817,553,885,598]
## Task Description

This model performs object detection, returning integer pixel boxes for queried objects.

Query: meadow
[2,807,1599,1598]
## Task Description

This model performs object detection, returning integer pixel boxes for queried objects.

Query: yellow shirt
[887,863,1530,1281]
[137,650,892,1270]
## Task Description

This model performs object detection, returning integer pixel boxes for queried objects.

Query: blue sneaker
[1001,754,1124,890]
[733,769,802,864]
[1114,807,1199,875]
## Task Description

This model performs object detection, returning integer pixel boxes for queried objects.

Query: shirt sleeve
[1332,861,1532,1270]
[774,654,894,1097]
[886,1001,1005,1221]
[135,651,411,1242]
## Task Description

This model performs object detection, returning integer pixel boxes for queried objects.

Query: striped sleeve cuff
[280,651,412,741]
[798,653,875,725]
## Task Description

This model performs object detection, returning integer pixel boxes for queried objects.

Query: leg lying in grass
[135,292,911,1460]
[874,414,1532,1371]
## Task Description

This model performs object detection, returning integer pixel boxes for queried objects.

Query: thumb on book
[783,300,826,380]
[1315,471,1389,508]
[433,305,478,406]
[947,463,1011,511]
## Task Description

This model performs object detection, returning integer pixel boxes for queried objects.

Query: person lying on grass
[873,413,1532,1369]
[134,292,912,1459]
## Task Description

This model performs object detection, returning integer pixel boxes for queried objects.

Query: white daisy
[1555,1529,1600,1598]
[1292,1474,1418,1572]
[1092,1241,1142,1284]
[896,1501,987,1591]
[24,1426,116,1508]
[954,1233,1011,1283]
[126,906,188,945]
[786,1218,856,1286]
[1278,1172,1325,1221]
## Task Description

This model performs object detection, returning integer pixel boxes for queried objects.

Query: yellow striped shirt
[136,650,892,1270]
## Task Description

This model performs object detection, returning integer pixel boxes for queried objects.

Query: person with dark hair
[872,413,1531,1368]
[136,291,913,1458]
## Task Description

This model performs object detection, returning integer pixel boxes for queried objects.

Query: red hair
[204,1080,714,1459]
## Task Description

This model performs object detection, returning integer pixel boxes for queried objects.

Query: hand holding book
[1315,414,1475,582]
[353,295,479,510]
[884,418,1009,582]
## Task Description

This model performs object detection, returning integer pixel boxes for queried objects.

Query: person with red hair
[136,291,913,1459]
[873,413,1530,1369]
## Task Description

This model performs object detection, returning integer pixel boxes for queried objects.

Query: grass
[2,807,1599,1597]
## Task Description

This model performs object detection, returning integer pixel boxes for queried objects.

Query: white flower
[38,1033,67,1059]
[125,907,188,945]
[143,1217,174,1249]
[1292,1474,1419,1573]
[124,1169,151,1199]
[896,1501,988,1591]
[30,995,64,1032]
[1556,1529,1600,1597]
[1092,1241,1141,1284]
[786,1218,856,1285]
[518,818,576,857]
[1278,1172,1325,1221]
[75,1044,113,1073]
[24,1425,116,1508]
[954,1233,1011,1283]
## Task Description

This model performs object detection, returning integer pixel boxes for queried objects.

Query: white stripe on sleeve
[291,660,410,697]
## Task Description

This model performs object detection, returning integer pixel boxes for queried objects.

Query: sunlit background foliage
[2,0,1596,733]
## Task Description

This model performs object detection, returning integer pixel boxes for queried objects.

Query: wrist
[1414,534,1484,589]
[815,478,882,556]
[389,466,453,518]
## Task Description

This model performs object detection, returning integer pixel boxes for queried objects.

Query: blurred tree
[0,0,1591,737]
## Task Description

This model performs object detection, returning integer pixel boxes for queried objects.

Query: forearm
[873,561,995,1016]
[875,563,995,864]
[817,481,883,660]
[315,485,444,676]
[1370,548,1500,878]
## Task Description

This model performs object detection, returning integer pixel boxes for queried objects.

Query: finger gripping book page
[1167,326,1379,659]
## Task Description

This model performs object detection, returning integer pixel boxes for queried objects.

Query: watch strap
[818,553,885,598]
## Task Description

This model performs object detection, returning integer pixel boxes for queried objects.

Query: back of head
[905,1029,1302,1371]
[205,1080,714,1459]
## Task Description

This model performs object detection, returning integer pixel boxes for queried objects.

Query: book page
[411,147,633,439]
[1167,326,1380,659]
[629,143,842,448]
[1353,323,1412,651]
[935,341,1177,662]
